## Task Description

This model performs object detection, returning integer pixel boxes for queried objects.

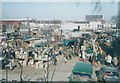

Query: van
[68,62,92,82]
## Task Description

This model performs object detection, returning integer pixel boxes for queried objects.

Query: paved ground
[0,56,102,82]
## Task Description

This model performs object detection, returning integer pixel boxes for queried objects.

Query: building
[85,15,103,22]
[0,19,23,36]
[61,21,89,31]
[61,20,104,31]
[89,21,102,30]
[19,24,30,33]
[0,19,21,30]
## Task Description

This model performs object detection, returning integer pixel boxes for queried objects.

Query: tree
[110,15,119,28]
[76,0,102,14]
[118,1,120,29]
[76,0,120,71]
[76,0,119,14]
[92,1,102,14]
[110,15,118,24]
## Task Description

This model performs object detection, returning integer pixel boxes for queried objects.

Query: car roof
[101,66,118,72]
[72,62,92,75]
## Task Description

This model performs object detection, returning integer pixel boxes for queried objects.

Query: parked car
[35,43,47,47]
[97,66,119,82]
[68,62,92,82]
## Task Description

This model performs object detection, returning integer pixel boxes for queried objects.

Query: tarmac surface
[0,56,102,82]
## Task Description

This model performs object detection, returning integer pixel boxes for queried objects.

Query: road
[0,56,102,82]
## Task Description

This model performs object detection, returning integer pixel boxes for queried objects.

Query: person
[2,48,6,57]
[113,56,118,67]
[96,53,102,65]
[105,54,112,66]
[68,47,72,59]
[53,51,57,65]
[88,55,92,63]
[62,53,67,63]
[76,46,79,56]
[81,45,86,61]
[92,54,97,66]
[11,49,16,59]
[54,58,57,65]
[101,52,106,65]
[72,46,75,57]
[82,51,86,61]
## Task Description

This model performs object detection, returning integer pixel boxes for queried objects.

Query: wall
[89,22,102,29]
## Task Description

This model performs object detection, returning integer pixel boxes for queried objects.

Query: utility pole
[46,34,49,83]
[46,58,49,83]
[60,29,62,41]
[16,60,23,83]
[5,67,8,83]
[20,66,23,83]
[27,17,30,35]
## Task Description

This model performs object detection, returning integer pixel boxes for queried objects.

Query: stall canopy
[63,39,79,46]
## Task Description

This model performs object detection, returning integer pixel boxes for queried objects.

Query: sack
[55,58,57,62]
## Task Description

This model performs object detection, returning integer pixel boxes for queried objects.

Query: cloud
[1,0,119,2]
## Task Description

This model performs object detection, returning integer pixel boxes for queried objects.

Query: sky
[2,2,118,21]
[1,0,119,2]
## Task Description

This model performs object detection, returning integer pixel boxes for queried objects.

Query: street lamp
[46,34,49,83]
[5,66,8,82]
[46,57,49,83]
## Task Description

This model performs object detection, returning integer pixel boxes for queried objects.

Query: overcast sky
[2,2,118,21]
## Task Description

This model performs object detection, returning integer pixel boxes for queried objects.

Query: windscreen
[71,73,91,81]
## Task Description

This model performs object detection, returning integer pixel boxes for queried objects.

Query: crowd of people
[0,34,119,70]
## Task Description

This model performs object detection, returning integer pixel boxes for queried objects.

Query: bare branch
[92,0,102,14]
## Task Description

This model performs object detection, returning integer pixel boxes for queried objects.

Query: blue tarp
[63,39,79,46]
[19,35,32,39]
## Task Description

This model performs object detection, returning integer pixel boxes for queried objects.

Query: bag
[55,58,57,62]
